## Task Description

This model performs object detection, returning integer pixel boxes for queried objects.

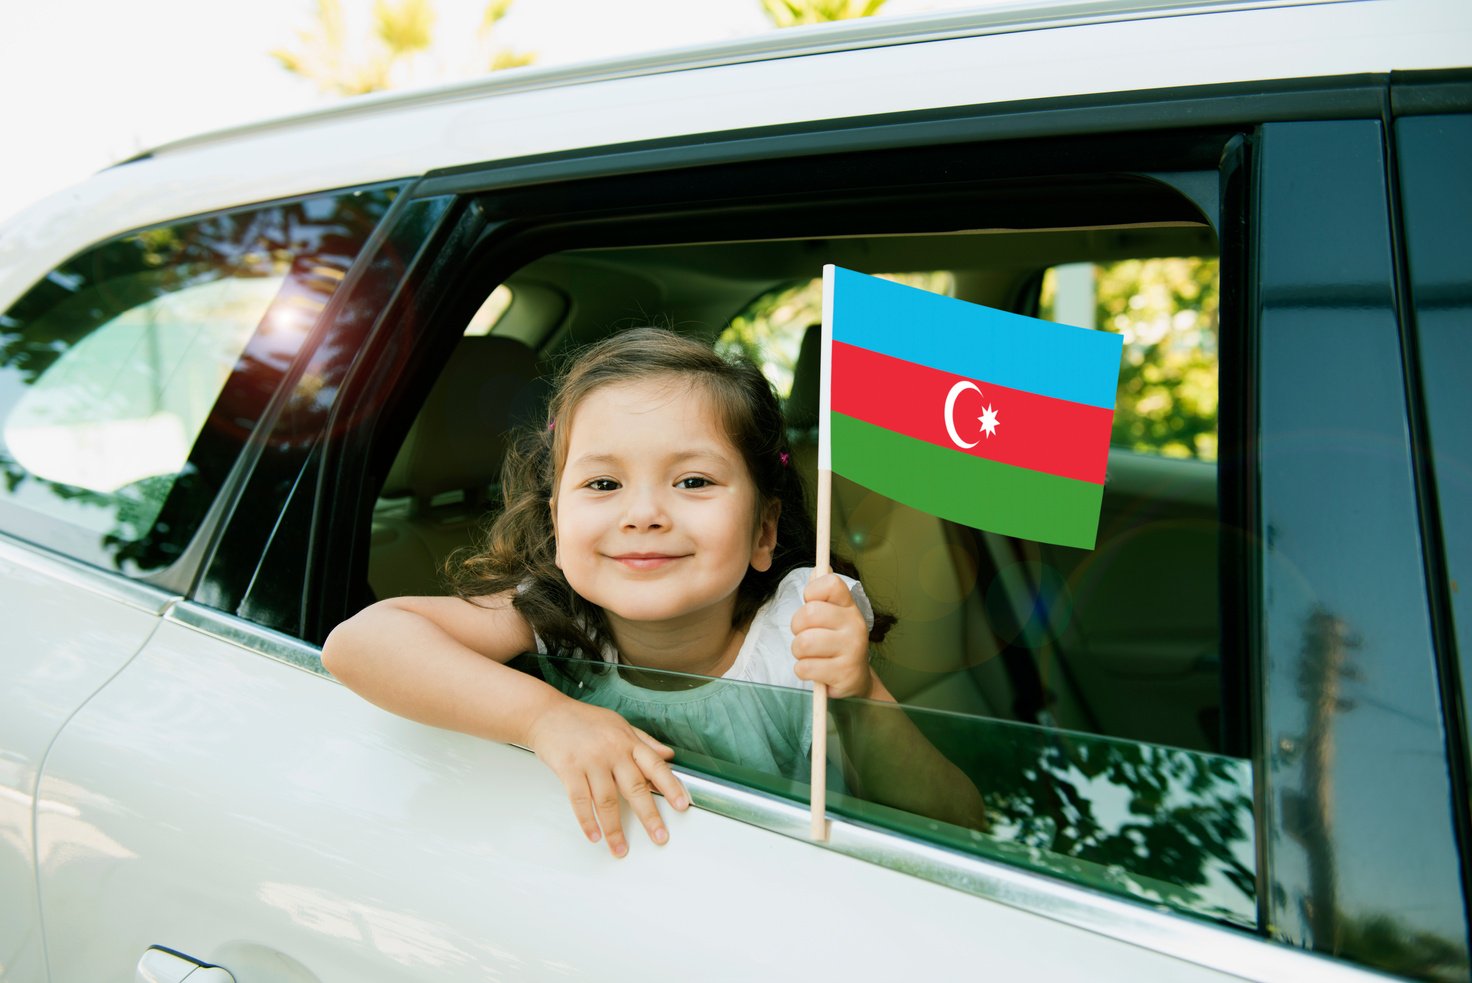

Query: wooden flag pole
[810,466,832,841]
[810,263,836,842]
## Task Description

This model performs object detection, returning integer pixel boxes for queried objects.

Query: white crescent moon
[944,380,982,449]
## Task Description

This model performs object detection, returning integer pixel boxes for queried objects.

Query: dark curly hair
[449,326,889,659]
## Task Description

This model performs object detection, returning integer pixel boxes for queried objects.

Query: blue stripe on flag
[831,266,1123,409]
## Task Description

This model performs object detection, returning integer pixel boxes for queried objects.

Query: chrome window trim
[0,531,178,615]
[165,600,327,677]
[676,772,1393,983]
[168,603,1390,983]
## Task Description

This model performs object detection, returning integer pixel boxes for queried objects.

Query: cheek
[548,498,563,568]
[550,505,601,568]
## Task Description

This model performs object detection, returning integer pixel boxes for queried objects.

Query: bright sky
[0,0,981,226]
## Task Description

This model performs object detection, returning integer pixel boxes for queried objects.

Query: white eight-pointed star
[978,404,1000,438]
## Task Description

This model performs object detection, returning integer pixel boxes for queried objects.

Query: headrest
[383,336,546,502]
[784,323,823,432]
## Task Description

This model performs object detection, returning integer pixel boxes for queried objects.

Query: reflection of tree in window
[5,277,282,495]
[831,699,1256,925]
[0,186,398,570]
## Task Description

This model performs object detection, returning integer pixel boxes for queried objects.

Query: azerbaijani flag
[819,265,1123,550]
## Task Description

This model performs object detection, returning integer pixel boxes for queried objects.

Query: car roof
[134,0,1344,161]
[1,0,1467,312]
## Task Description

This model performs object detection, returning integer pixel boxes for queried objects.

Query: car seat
[369,335,546,598]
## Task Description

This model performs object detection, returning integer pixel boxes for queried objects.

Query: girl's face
[551,376,778,632]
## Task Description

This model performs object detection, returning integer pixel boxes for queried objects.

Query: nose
[620,484,668,530]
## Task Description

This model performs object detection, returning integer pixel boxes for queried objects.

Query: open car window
[217,134,1265,941]
[516,652,1255,928]
[343,213,1244,923]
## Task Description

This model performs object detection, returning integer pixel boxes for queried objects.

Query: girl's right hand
[527,700,690,858]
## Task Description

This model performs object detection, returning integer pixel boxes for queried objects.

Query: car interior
[366,220,1225,757]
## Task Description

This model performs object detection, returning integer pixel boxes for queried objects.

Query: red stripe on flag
[831,340,1113,485]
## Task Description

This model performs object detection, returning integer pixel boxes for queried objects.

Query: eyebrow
[567,447,731,471]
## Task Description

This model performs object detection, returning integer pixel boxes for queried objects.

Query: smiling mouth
[611,553,687,571]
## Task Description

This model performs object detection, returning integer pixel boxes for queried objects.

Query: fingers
[560,737,690,859]
[633,727,676,760]
[792,577,872,699]
[802,572,855,608]
[615,758,668,849]
[564,779,606,848]
[792,579,863,639]
[587,772,631,858]
[634,728,691,811]
[791,601,867,653]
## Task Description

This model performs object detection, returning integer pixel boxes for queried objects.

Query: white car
[2,1,1470,980]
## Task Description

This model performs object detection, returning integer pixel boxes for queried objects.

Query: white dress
[534,567,874,781]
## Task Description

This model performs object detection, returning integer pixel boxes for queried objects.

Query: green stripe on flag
[831,414,1104,549]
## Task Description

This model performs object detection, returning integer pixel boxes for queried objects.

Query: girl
[323,327,981,857]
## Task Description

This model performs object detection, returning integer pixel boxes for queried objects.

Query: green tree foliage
[718,280,822,399]
[1044,257,1220,461]
[1101,257,1219,460]
[759,0,889,27]
[724,259,1219,459]
[717,272,952,400]
[273,0,532,96]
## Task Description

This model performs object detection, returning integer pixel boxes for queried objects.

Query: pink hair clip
[779,450,790,468]
[547,419,556,432]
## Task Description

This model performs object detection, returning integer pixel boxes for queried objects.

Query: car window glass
[1396,113,1472,773]
[1038,258,1220,461]
[515,652,1256,927]
[5,276,279,530]
[0,185,400,572]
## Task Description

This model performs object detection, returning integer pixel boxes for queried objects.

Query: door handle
[136,946,237,982]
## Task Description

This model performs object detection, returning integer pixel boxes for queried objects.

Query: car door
[0,543,169,982]
[26,77,1470,983]
[0,185,402,983]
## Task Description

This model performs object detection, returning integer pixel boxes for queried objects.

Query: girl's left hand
[790,573,874,699]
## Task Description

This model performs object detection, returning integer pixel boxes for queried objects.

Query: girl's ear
[750,499,781,573]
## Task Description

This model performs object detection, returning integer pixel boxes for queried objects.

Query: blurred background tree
[723,258,1219,461]
[273,0,532,96]
[759,0,889,27]
[718,272,952,399]
[1042,257,1220,461]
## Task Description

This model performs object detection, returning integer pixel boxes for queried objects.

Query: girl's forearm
[322,606,563,747]
[835,674,988,830]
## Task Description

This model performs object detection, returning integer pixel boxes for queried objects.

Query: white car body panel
[0,538,173,982]
[0,0,1468,314]
[33,609,1294,982]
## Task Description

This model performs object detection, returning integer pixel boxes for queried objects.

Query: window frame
[1393,108,1472,928]
[300,113,1263,923]
[203,74,1472,979]
[1249,116,1470,968]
